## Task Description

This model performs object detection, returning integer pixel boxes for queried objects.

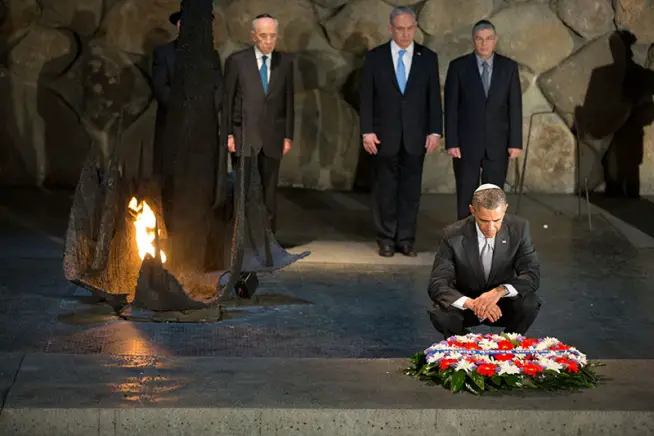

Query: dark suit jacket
[444,52,522,162]
[222,47,294,159]
[151,40,223,172]
[359,42,443,156]
[428,214,540,309]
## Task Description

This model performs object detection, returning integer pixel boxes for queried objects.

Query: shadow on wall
[575,30,654,236]
[340,32,372,193]
[0,1,33,185]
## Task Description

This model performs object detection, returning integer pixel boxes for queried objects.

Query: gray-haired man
[444,20,523,221]
[222,13,294,234]
[427,184,541,339]
[360,7,443,257]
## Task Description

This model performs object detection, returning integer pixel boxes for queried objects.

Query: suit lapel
[467,53,487,99]
[487,223,509,285]
[266,51,281,98]
[486,54,501,101]
[404,43,422,91]
[384,42,401,93]
[247,47,266,97]
[462,219,486,289]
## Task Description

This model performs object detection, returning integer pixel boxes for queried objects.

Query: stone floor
[0,187,653,360]
[1,187,654,435]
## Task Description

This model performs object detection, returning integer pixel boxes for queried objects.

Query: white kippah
[474,183,501,193]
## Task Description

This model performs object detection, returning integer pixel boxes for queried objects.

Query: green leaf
[491,375,502,386]
[505,375,520,387]
[465,381,481,395]
[470,371,485,391]
[451,370,466,393]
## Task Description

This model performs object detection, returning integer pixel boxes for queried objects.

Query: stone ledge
[1,408,652,436]
[0,354,652,435]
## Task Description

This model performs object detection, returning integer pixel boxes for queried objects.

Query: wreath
[405,333,602,394]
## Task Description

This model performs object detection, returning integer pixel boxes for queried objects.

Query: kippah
[474,183,501,193]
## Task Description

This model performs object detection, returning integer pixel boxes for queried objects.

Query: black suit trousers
[428,293,541,339]
[453,151,509,220]
[231,152,281,234]
[372,145,425,246]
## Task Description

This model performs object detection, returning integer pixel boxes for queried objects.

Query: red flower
[476,363,498,376]
[514,359,524,368]
[464,342,482,350]
[498,340,514,350]
[494,353,515,361]
[520,338,539,348]
[439,359,457,371]
[555,357,571,365]
[521,362,543,376]
[550,343,570,351]
[564,362,579,373]
[448,340,463,348]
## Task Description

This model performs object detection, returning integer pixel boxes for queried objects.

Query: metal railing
[514,110,593,230]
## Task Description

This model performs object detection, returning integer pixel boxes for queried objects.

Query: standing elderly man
[360,7,443,258]
[222,13,294,234]
[427,184,541,339]
[444,20,522,220]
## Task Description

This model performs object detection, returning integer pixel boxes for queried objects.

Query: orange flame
[128,197,167,263]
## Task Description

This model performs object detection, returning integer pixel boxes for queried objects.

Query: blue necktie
[260,55,268,93]
[397,49,407,94]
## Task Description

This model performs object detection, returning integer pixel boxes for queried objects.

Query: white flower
[497,361,521,375]
[538,358,563,373]
[426,352,446,364]
[568,352,587,366]
[540,337,560,347]
[454,359,476,373]
[476,355,493,363]
[504,333,524,341]
[447,352,462,360]
[478,339,499,350]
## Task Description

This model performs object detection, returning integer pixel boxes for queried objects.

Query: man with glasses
[222,13,295,235]
[444,20,523,220]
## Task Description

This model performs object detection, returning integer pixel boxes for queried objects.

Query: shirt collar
[475,222,494,241]
[476,52,494,68]
[391,40,414,56]
[254,46,272,60]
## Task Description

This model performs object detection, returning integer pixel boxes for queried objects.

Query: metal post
[516,111,551,215]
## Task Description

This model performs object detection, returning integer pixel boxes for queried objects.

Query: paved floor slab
[0,354,652,435]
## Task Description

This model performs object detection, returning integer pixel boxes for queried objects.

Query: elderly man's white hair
[251,13,279,31]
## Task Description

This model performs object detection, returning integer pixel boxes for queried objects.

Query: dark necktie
[481,61,490,96]
[260,55,268,93]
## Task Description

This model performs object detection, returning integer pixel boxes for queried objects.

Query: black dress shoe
[398,244,417,257]
[378,244,394,257]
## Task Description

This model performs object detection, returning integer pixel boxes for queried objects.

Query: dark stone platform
[0,187,653,359]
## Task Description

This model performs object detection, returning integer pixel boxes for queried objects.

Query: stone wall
[1,0,654,194]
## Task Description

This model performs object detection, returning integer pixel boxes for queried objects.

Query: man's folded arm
[428,235,467,309]
[504,220,540,296]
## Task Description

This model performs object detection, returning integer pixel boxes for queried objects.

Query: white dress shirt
[254,46,271,83]
[390,39,413,81]
[451,223,519,311]
[476,53,494,83]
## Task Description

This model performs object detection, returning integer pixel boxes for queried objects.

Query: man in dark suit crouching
[427,184,541,339]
